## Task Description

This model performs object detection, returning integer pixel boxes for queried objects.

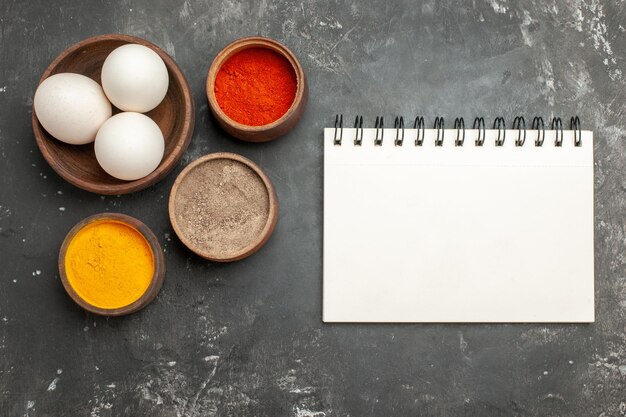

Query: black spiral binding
[473,117,485,146]
[332,115,582,147]
[395,116,404,146]
[513,116,526,146]
[571,116,582,147]
[414,116,425,146]
[493,117,506,146]
[374,116,384,146]
[354,115,363,146]
[434,117,444,146]
[532,116,545,146]
[333,114,343,145]
[552,117,563,147]
[454,118,465,146]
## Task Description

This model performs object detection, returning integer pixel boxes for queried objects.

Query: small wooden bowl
[58,213,165,316]
[206,36,308,142]
[33,34,195,195]
[169,152,279,261]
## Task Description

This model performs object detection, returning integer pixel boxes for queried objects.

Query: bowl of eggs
[32,34,194,195]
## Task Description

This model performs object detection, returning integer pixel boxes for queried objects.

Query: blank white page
[323,128,594,322]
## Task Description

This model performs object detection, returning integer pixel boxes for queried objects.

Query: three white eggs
[33,43,169,181]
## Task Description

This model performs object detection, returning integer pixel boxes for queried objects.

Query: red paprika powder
[214,47,297,126]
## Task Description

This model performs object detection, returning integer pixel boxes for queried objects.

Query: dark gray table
[1,1,625,416]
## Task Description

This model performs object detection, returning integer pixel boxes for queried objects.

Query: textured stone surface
[1,0,626,416]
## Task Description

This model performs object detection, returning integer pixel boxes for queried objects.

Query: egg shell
[101,44,169,113]
[33,73,112,145]
[95,112,165,181]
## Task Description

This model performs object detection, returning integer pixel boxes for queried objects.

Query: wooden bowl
[206,36,308,142]
[33,34,195,195]
[168,152,279,261]
[58,213,165,316]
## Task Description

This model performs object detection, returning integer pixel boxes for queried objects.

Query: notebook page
[323,128,594,322]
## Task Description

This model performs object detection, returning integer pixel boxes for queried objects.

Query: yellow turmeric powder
[64,220,154,309]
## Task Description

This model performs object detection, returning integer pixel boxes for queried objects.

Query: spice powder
[214,47,297,126]
[172,158,270,258]
[64,220,154,309]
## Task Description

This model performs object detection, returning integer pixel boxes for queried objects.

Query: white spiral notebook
[323,117,594,323]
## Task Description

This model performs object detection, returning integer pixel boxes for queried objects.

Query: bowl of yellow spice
[59,213,165,316]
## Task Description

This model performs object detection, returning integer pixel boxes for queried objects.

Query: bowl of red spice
[206,36,308,142]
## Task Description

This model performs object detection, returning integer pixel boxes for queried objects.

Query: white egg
[101,44,169,113]
[33,73,112,145]
[95,112,165,181]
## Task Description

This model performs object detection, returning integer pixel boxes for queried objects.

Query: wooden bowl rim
[58,212,166,316]
[168,152,279,262]
[206,36,306,132]
[33,33,195,195]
